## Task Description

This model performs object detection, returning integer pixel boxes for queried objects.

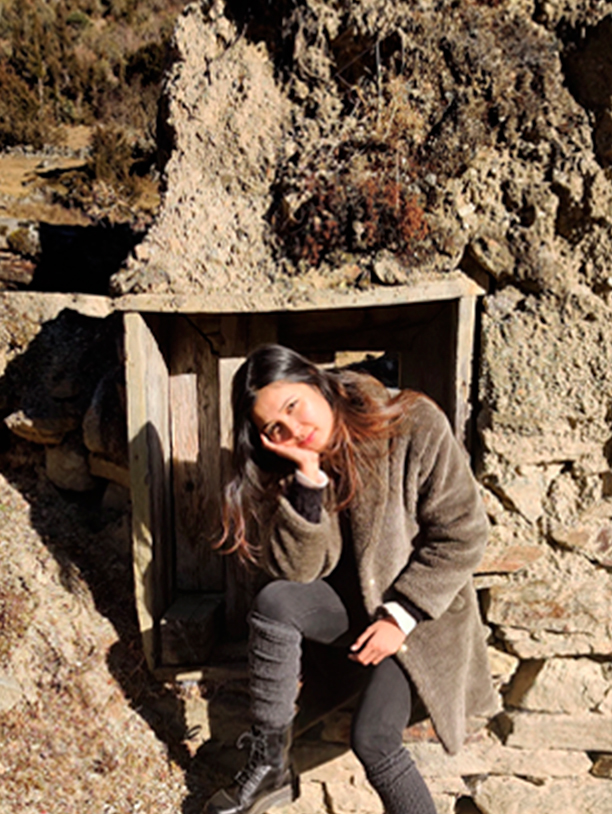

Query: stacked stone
[0,217,39,289]
[455,284,612,814]
[0,296,128,507]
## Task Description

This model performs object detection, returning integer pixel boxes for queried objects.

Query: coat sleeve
[390,399,489,620]
[260,493,343,582]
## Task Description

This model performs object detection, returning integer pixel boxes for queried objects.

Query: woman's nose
[286,417,302,440]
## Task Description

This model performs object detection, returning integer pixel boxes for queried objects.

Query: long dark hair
[217,344,417,561]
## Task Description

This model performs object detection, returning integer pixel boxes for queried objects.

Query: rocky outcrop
[0,296,127,494]
[111,0,612,307]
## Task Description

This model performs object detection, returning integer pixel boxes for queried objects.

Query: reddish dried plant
[280,170,428,267]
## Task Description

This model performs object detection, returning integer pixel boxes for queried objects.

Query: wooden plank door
[124,312,173,670]
[169,317,224,593]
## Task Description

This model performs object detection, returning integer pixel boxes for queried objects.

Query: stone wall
[0,294,129,500]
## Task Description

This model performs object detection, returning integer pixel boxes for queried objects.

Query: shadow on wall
[30,222,145,295]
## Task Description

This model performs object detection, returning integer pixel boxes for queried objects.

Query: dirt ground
[0,127,90,221]
[0,126,160,228]
[0,440,194,813]
[0,157,90,226]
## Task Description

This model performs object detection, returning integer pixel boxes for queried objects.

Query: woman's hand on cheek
[260,433,321,479]
[348,618,406,666]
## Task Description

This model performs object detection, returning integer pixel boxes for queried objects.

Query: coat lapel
[349,438,390,568]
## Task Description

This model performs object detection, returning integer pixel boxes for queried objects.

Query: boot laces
[234,730,269,791]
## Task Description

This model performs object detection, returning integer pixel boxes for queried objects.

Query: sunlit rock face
[111,0,612,305]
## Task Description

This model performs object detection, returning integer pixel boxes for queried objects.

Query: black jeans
[251,579,413,769]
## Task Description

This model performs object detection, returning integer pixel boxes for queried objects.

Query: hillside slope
[0,450,189,813]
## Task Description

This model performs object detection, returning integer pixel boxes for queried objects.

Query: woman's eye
[287,399,298,413]
[268,424,282,441]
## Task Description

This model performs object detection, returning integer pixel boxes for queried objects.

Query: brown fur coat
[261,389,499,754]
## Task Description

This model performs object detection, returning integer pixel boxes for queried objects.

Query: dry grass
[0,126,92,224]
[0,156,85,199]
[0,689,187,814]
[0,454,189,813]
[271,44,434,270]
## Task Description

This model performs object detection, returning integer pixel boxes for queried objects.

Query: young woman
[205,344,497,814]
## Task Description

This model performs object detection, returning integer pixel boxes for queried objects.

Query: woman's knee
[251,580,297,623]
[251,579,349,642]
[350,660,411,769]
[351,712,401,769]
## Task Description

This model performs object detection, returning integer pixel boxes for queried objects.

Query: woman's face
[251,380,334,453]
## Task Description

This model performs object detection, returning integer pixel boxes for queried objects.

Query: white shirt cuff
[295,469,329,489]
[382,601,418,637]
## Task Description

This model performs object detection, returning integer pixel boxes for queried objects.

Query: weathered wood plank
[218,316,279,637]
[110,272,485,314]
[0,273,485,319]
[219,357,244,460]
[124,312,173,670]
[169,318,224,592]
[452,295,477,446]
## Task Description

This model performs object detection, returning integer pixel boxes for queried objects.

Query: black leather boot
[204,725,299,814]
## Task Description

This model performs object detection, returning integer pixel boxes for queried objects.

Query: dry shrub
[88,124,134,188]
[273,60,431,268]
[0,60,52,149]
[280,170,428,267]
[269,0,561,270]
[43,124,158,226]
